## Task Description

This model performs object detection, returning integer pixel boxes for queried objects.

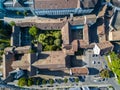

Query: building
[93,41,114,55]
[109,30,120,41]
[70,67,89,76]
[0,0,102,18]
[3,46,37,78]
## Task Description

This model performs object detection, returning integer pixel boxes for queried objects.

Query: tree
[42,79,46,84]
[64,78,68,83]
[100,69,110,78]
[49,79,54,85]
[38,34,46,43]
[18,77,27,87]
[27,78,33,86]
[54,39,61,46]
[75,78,79,83]
[54,31,61,39]
[29,26,38,37]
[23,11,28,16]
[9,21,15,26]
[16,11,21,15]
[36,79,40,85]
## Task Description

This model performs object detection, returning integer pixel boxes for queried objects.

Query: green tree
[16,11,21,15]
[38,34,46,43]
[18,77,27,87]
[75,78,79,83]
[29,26,38,37]
[54,31,61,39]
[100,69,110,78]
[23,11,28,16]
[54,39,61,46]
[42,79,46,85]
[36,79,40,85]
[9,21,16,26]
[49,79,54,85]
[27,78,33,86]
[64,78,68,83]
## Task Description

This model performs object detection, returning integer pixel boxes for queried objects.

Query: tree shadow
[109,71,115,78]
[37,69,70,77]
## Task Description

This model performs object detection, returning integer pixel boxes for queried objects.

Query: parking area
[84,49,108,72]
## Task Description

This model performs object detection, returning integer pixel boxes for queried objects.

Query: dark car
[78,76,85,82]
[69,77,75,82]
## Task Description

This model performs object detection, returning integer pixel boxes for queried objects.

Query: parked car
[93,79,101,82]
[92,61,96,64]
[78,76,85,82]
[69,77,75,82]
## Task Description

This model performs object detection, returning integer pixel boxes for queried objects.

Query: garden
[29,26,62,51]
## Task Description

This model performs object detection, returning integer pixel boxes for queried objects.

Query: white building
[93,41,114,55]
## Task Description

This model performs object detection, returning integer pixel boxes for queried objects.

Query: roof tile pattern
[34,0,79,9]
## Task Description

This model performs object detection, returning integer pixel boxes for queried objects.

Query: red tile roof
[71,67,89,76]
[34,0,79,9]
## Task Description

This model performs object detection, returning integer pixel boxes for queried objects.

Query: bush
[18,77,27,87]
[64,78,68,83]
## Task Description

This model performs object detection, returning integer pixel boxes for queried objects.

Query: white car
[92,61,96,64]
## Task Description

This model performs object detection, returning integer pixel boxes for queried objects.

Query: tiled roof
[78,40,88,48]
[61,22,71,45]
[71,67,89,76]
[32,51,67,69]
[80,0,98,8]
[97,41,113,50]
[109,30,120,41]
[11,60,30,70]
[97,5,107,17]
[34,0,79,9]
[14,46,31,54]
[15,15,96,30]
